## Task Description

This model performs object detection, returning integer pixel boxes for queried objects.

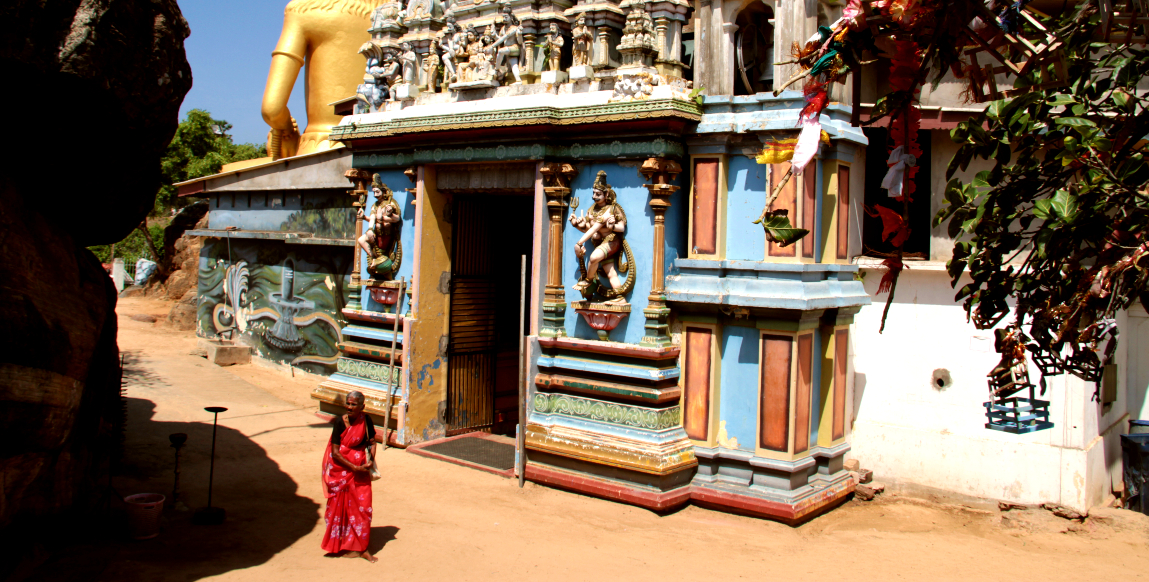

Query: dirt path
[19,296,1149,581]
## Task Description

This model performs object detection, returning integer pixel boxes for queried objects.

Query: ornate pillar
[540,162,577,337]
[595,26,611,67]
[523,32,536,75]
[654,17,669,61]
[345,168,373,310]
[639,158,681,348]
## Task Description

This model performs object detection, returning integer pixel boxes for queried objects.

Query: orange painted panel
[802,168,816,258]
[795,334,813,454]
[759,335,793,451]
[837,166,850,260]
[833,329,848,440]
[768,162,797,257]
[692,159,720,255]
[683,327,713,441]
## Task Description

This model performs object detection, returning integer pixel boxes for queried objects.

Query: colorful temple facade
[176,0,1146,519]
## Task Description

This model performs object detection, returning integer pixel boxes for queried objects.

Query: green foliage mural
[280,203,357,239]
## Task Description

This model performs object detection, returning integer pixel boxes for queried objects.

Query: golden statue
[261,0,374,159]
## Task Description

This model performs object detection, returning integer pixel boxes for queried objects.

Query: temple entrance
[446,192,534,436]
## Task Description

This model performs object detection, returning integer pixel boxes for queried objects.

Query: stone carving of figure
[545,23,564,72]
[569,171,633,304]
[423,38,442,92]
[357,175,403,278]
[571,13,593,68]
[492,5,524,84]
[400,42,418,83]
[439,18,462,82]
[355,43,389,112]
[379,50,402,94]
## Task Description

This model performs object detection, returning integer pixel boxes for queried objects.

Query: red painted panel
[833,329,848,440]
[768,162,797,257]
[692,159,720,255]
[683,327,713,441]
[837,166,850,260]
[802,168,816,258]
[795,334,813,454]
[759,335,793,452]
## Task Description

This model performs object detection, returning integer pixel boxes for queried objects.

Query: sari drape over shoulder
[320,415,373,553]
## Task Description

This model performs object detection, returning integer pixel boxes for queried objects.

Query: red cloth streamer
[877,257,905,294]
[865,204,910,247]
[801,79,830,122]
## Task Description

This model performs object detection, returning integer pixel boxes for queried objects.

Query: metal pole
[207,413,218,508]
[517,254,527,487]
[382,277,406,450]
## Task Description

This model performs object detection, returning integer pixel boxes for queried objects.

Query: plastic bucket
[1121,434,1149,516]
[124,493,166,539]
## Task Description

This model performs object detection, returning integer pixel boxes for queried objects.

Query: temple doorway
[446,192,534,436]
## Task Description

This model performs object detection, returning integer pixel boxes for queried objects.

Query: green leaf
[972,171,992,189]
[759,213,809,247]
[1050,189,1079,223]
[1046,94,1077,106]
[1054,117,1097,128]
[1113,90,1130,109]
[986,99,1006,120]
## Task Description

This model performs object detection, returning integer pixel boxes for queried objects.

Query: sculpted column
[345,168,372,310]
[540,162,577,337]
[639,158,681,348]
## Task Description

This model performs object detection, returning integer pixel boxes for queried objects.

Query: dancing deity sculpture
[357,175,403,279]
[570,171,635,304]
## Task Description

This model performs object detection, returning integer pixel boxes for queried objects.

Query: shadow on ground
[8,397,322,581]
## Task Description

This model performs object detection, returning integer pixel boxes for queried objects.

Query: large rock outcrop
[0,0,191,531]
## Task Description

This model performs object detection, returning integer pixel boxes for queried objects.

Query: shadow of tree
[119,350,169,390]
[13,397,321,581]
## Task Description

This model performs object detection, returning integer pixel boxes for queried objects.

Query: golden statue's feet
[572,280,589,292]
[604,296,628,305]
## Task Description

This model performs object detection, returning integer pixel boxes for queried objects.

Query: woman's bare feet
[360,550,379,563]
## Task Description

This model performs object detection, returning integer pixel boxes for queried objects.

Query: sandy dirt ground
[14,296,1149,581]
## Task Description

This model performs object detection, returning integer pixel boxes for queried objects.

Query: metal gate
[447,197,497,433]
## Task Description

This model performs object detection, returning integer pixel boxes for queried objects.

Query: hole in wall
[931,368,952,390]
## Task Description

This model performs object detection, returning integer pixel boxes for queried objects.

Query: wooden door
[447,197,497,433]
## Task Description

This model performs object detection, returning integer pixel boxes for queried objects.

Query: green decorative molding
[332,98,702,143]
[337,357,400,386]
[351,137,685,169]
[532,392,681,431]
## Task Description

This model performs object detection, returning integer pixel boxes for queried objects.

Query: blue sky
[178,0,308,146]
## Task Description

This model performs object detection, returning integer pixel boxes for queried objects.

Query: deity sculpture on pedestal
[400,42,418,83]
[545,22,564,72]
[423,38,442,92]
[571,13,593,68]
[570,171,635,304]
[357,174,403,279]
[492,3,524,84]
[438,17,463,83]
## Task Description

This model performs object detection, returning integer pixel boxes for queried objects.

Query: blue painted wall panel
[725,156,766,262]
[719,325,759,452]
[561,162,684,345]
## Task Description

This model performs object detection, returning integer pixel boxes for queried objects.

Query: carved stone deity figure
[400,42,418,83]
[355,43,389,112]
[379,50,402,93]
[545,23,564,72]
[492,4,525,84]
[570,171,634,304]
[423,39,442,92]
[571,13,593,68]
[439,18,462,82]
[357,175,403,279]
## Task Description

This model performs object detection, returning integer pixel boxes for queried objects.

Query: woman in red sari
[321,391,379,562]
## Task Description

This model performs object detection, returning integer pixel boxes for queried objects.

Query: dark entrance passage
[446,193,534,436]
